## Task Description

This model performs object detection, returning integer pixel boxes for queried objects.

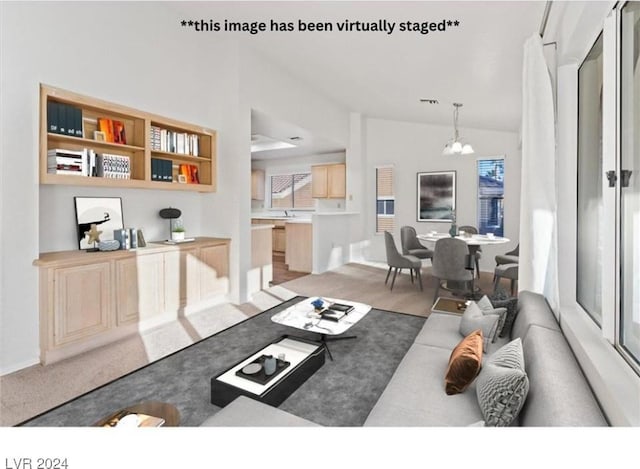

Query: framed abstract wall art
[417,171,456,222]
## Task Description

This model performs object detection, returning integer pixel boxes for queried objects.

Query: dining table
[417,232,511,299]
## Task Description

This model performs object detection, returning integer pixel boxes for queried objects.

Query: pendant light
[443,103,474,156]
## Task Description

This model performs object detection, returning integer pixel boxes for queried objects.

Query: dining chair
[458,225,482,278]
[495,243,519,266]
[384,231,423,291]
[400,226,434,261]
[493,263,519,296]
[431,237,474,304]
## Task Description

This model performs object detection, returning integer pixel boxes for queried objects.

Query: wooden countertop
[34,236,231,267]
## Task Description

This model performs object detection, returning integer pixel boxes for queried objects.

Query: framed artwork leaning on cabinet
[74,196,124,250]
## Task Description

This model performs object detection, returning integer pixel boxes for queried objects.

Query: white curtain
[519,33,559,311]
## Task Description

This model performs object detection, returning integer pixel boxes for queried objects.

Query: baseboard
[0,356,40,376]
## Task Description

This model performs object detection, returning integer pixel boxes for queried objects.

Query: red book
[113,120,126,144]
[190,165,199,184]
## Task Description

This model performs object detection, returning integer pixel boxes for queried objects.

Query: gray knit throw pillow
[476,338,529,426]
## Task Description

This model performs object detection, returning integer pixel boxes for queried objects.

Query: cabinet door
[311,165,328,198]
[53,262,112,347]
[199,244,230,300]
[164,248,200,311]
[328,164,346,198]
[273,228,286,253]
[251,170,265,200]
[115,254,164,325]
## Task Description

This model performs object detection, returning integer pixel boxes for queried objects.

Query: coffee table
[210,335,325,408]
[94,400,180,427]
[271,297,372,361]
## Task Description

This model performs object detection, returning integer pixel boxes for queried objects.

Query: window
[619,1,640,367]
[270,173,313,209]
[477,159,504,237]
[577,33,604,326]
[376,166,394,233]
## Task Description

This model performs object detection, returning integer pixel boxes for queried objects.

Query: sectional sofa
[202,291,607,427]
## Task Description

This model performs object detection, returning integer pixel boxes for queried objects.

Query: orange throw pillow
[445,329,484,395]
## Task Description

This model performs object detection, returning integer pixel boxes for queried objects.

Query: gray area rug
[22,297,425,427]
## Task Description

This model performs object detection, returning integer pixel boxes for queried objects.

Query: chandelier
[442,103,474,155]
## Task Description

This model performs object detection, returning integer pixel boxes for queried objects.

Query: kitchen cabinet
[285,222,313,273]
[311,163,346,198]
[251,169,265,200]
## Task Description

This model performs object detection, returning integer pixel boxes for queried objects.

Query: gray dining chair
[400,226,433,261]
[384,231,423,291]
[431,237,474,304]
[458,225,481,278]
[495,244,519,266]
[494,263,519,296]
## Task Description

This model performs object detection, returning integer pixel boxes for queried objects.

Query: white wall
[364,118,521,272]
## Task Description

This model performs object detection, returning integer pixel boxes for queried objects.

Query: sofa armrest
[200,396,319,427]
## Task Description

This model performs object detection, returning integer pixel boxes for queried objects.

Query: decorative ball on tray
[311,298,325,311]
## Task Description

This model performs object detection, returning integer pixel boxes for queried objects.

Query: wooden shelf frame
[40,84,217,192]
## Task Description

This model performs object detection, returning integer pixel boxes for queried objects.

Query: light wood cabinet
[115,253,164,325]
[273,227,286,253]
[40,84,217,192]
[52,262,112,347]
[251,169,265,200]
[311,163,346,198]
[35,237,230,365]
[285,222,313,273]
[199,244,230,300]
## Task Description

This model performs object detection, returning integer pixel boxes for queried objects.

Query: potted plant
[171,226,185,241]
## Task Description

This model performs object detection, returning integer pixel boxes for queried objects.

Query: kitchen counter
[251,224,275,230]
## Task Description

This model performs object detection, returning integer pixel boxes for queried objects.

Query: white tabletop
[417,233,510,246]
[271,297,372,336]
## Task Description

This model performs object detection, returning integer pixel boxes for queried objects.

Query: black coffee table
[210,335,325,407]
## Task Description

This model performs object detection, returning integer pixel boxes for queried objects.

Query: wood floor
[271,252,309,285]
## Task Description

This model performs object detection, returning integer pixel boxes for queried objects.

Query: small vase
[264,356,277,376]
[449,223,457,237]
[171,231,185,241]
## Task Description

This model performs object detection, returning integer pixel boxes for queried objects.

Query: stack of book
[151,125,200,156]
[96,153,131,179]
[47,101,84,138]
[47,148,86,176]
[150,126,162,151]
[151,158,173,182]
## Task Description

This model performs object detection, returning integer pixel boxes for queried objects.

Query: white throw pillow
[475,338,529,426]
[459,301,500,347]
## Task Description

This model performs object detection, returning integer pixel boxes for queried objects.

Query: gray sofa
[202,291,607,427]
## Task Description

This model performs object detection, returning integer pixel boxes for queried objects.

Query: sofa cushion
[364,343,484,426]
[415,312,464,350]
[200,396,319,427]
[445,329,484,395]
[477,295,508,338]
[518,325,607,426]
[511,291,560,341]
[476,338,529,426]
[460,301,500,347]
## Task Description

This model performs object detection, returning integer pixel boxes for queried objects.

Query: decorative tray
[235,354,290,385]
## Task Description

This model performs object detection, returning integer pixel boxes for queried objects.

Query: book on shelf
[112,120,126,145]
[98,118,115,143]
[152,126,201,156]
[47,148,86,176]
[96,153,131,179]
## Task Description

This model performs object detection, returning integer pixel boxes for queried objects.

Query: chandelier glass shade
[443,103,474,156]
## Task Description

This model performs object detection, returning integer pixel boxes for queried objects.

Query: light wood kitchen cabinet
[34,237,230,365]
[311,163,346,198]
[116,253,164,325]
[273,227,286,253]
[285,222,313,273]
[251,169,265,200]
